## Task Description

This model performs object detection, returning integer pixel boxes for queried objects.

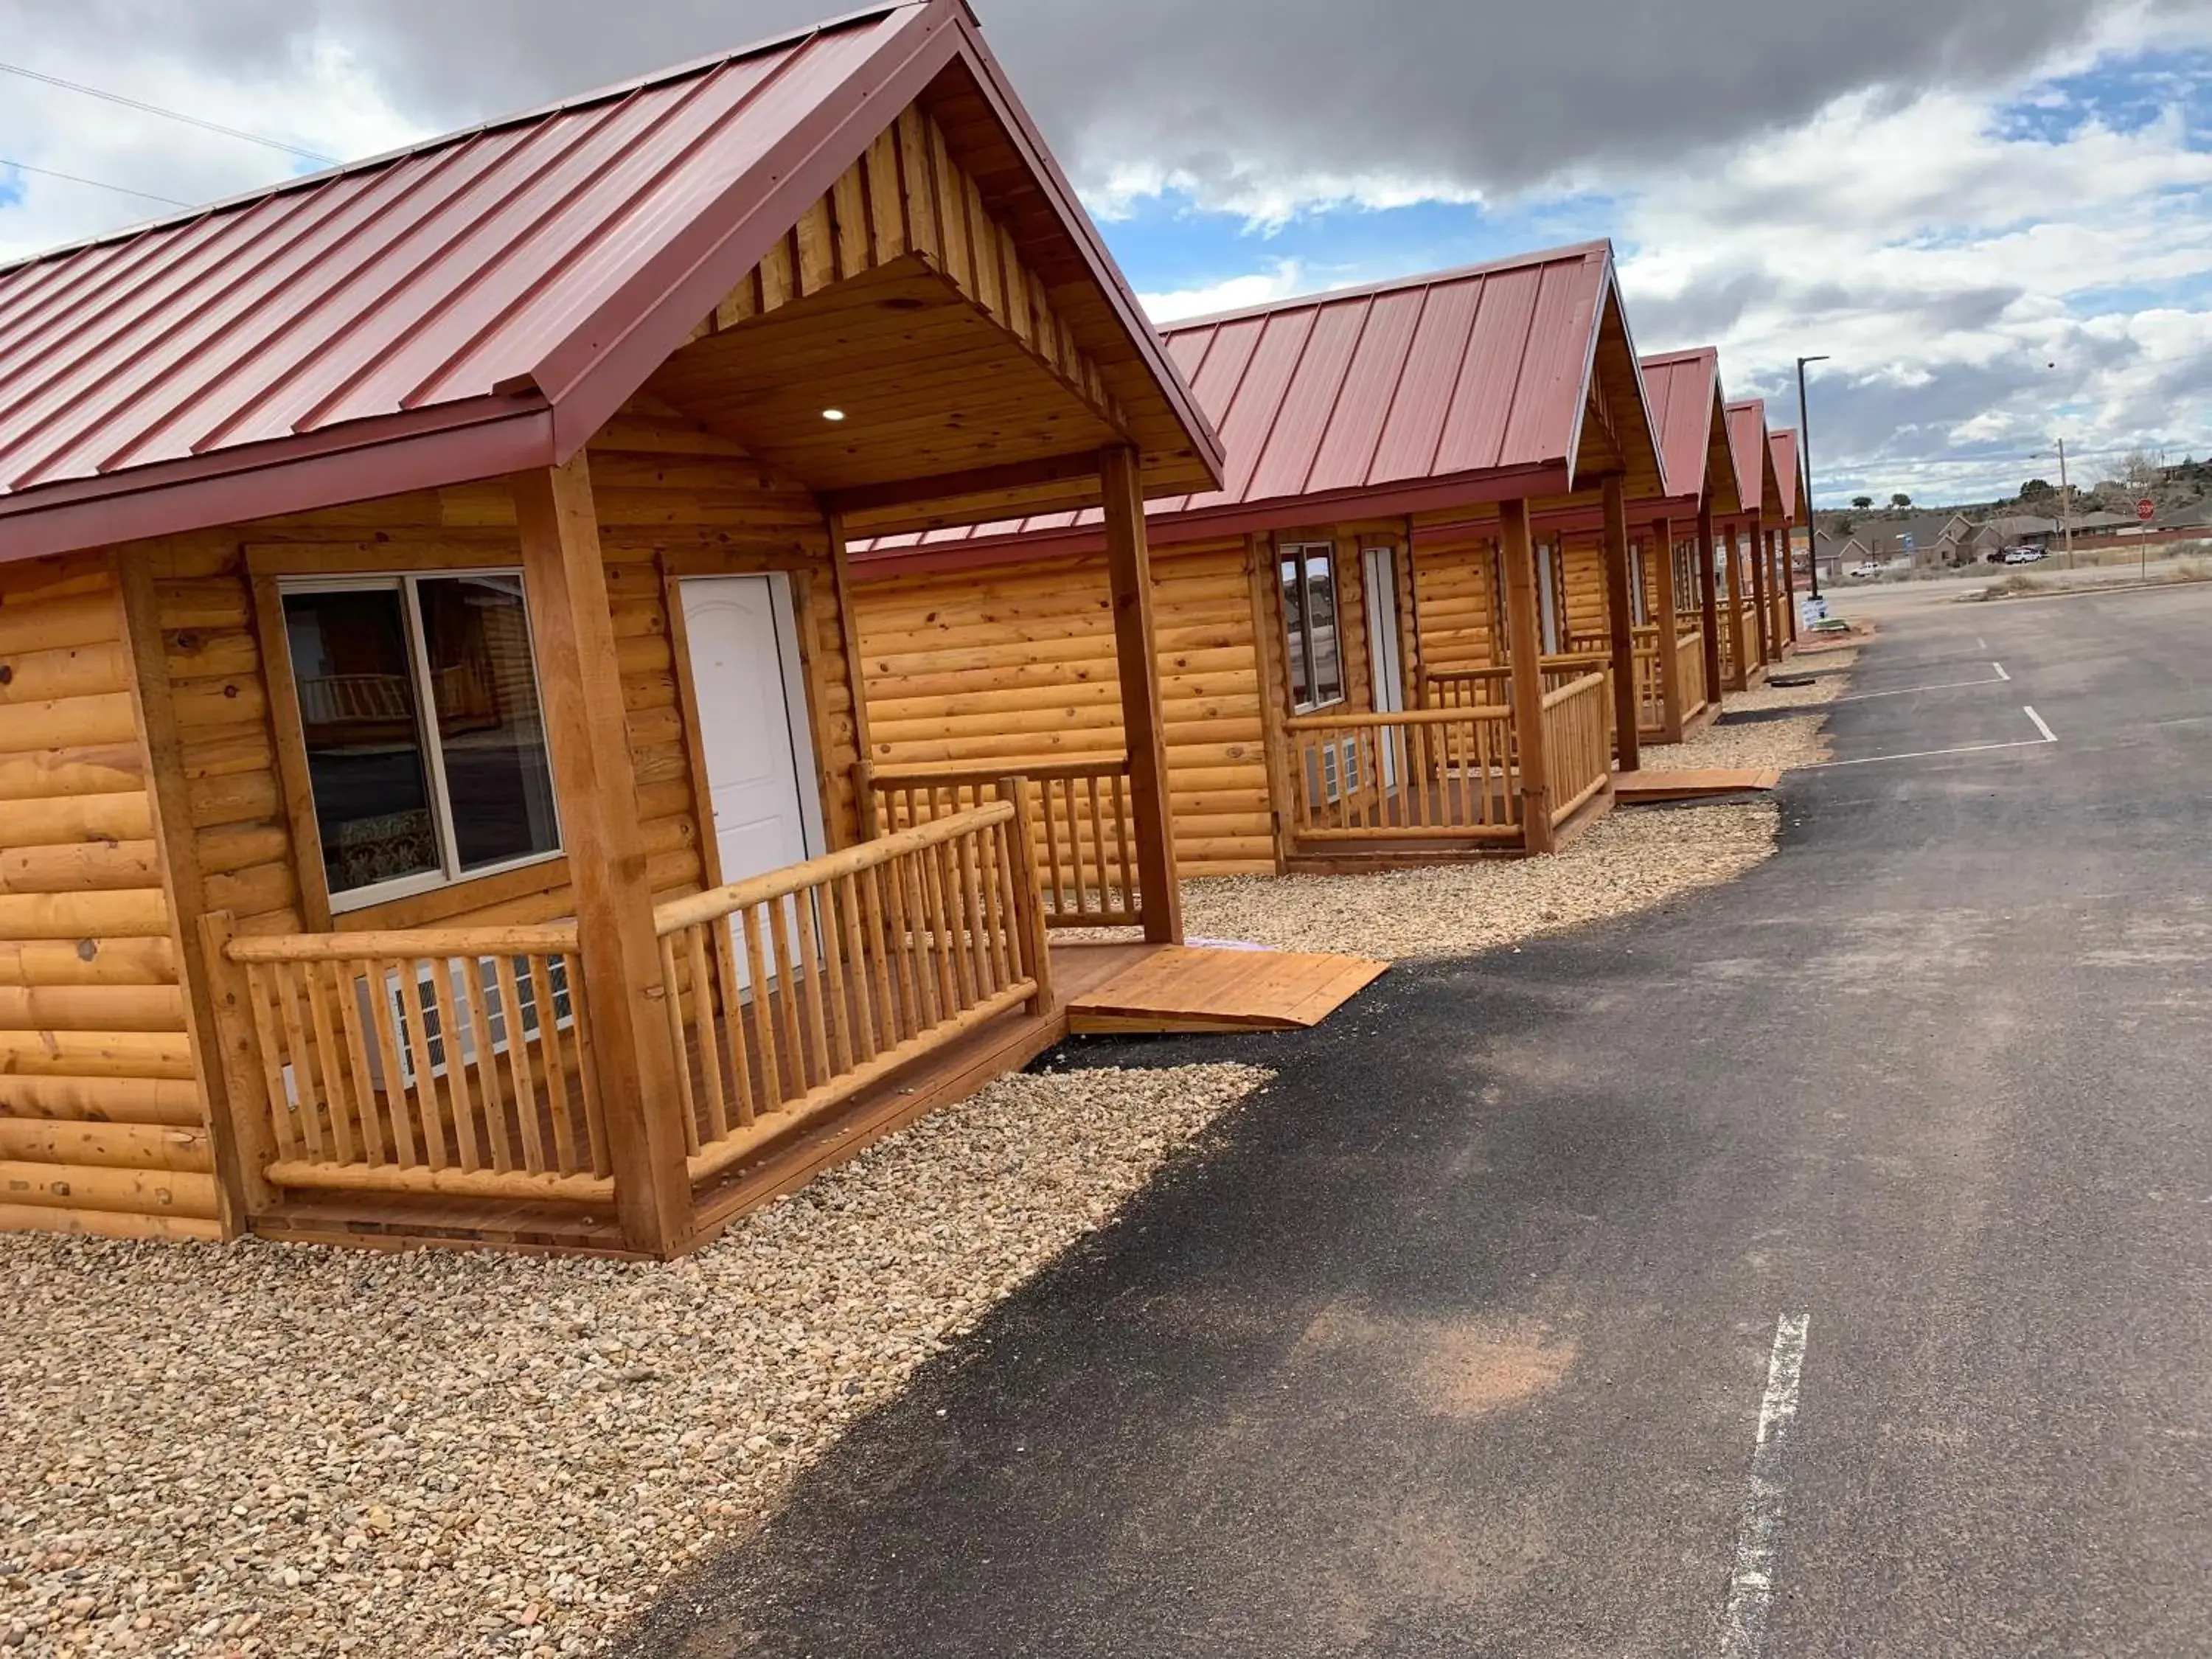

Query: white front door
[1363,546,1405,788]
[678,575,824,888]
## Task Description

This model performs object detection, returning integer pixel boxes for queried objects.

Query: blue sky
[8,0,2212,506]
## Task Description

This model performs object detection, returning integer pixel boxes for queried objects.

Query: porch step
[1066,944,1388,1035]
[1615,767,1782,804]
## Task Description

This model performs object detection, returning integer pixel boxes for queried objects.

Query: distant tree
[2020,478,2054,501]
[1890,493,1913,509]
[1835,515,1855,535]
[1851,494,1874,509]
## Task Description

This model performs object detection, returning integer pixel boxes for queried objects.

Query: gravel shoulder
[1,1063,1272,1659]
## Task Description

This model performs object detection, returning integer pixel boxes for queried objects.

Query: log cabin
[0,0,1296,1259]
[1769,426,1804,647]
[849,242,1672,874]
[1718,398,1790,690]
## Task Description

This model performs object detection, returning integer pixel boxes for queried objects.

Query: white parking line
[1975,635,1988,650]
[1716,1314,1811,1659]
[1804,705,2059,770]
[1832,664,2008,703]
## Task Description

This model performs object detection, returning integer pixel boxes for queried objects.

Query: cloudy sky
[6,0,2212,505]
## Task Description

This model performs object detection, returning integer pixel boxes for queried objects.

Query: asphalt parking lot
[625,582,2212,1658]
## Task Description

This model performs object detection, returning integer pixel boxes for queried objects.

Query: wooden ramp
[1062,944,1388,1035]
[1616,767,1782,804]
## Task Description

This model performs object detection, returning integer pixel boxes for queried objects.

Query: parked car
[1848,561,1885,579]
[2001,546,2047,565]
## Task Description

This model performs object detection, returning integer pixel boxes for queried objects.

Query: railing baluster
[461,953,510,1173]
[658,931,703,1155]
[837,874,877,1065]
[739,901,785,1108]
[490,955,542,1175]
[686,925,730,1143]
[302,961,355,1165]
[361,960,418,1167]
[437,958,482,1174]
[526,956,580,1177]
[243,964,298,1163]
[564,950,611,1178]
[393,958,448,1170]
[269,961,325,1163]
[790,890,835,1088]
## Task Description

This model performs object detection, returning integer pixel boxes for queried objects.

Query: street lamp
[1797,355,1830,601]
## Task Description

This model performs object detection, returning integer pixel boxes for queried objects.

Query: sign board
[1799,595,1831,628]
[2138,498,2156,522]
[1900,532,1916,552]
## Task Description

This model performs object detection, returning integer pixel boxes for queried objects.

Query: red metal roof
[0,0,1220,563]
[1725,398,1776,520]
[857,239,1651,560]
[1640,347,1730,510]
[1770,428,1801,523]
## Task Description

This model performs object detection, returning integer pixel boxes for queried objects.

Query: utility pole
[1797,355,1830,602]
[2056,437,2076,568]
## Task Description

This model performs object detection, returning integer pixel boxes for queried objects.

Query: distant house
[1860,511,1974,567]
[1969,514,2062,556]
[1813,529,1874,577]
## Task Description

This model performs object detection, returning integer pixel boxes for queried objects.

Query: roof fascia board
[849,460,1572,575]
[0,403,554,566]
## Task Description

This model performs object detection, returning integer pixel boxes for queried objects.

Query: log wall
[853,536,1279,875]
[1409,529,1503,675]
[0,552,221,1240]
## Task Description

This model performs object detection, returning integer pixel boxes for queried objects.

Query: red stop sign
[2138,498,2157,521]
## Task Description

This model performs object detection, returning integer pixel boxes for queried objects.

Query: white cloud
[0,38,427,264]
[1139,260,1314,323]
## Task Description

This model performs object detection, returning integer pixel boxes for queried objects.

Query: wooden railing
[655,801,1047,1189]
[1677,625,1707,713]
[1541,671,1612,827]
[1284,706,1520,841]
[1630,625,1665,734]
[1425,653,1610,710]
[865,758,1141,929]
[206,919,612,1204]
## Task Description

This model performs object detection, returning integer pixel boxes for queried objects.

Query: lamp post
[1797,355,1830,601]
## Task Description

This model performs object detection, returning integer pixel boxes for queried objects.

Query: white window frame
[279,568,563,914]
[1279,540,1346,714]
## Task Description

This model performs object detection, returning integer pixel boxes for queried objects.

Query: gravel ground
[1722,651,1860,712]
[1183,801,1780,959]
[0,1063,1272,1659]
[1641,706,1834,773]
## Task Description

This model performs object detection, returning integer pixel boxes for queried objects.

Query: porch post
[1100,445,1183,944]
[512,455,692,1259]
[1697,503,1724,704]
[1724,521,1752,692]
[1781,526,1801,644]
[1500,498,1555,854]
[1599,474,1641,771]
[1651,514,1683,741]
[1748,515,1773,667]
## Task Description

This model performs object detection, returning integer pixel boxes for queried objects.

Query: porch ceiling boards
[849,238,1669,570]
[0,0,1222,563]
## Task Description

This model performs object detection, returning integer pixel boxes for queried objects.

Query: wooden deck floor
[1064,943,1388,1034]
[1616,767,1782,803]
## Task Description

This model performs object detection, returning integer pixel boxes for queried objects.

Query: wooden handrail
[1287,703,1511,730]
[1540,669,1606,711]
[227,924,579,962]
[866,757,1127,788]
[655,803,1015,934]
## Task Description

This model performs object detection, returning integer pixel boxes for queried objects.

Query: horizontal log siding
[0,552,220,1239]
[854,538,1276,875]
[1562,537,1610,644]
[1409,531,1503,676]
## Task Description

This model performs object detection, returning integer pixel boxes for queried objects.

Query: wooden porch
[209,782,1382,1259]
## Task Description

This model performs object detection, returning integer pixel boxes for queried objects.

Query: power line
[0,156,190,208]
[0,60,338,165]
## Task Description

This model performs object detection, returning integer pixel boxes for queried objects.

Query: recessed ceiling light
[821,408,846,422]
